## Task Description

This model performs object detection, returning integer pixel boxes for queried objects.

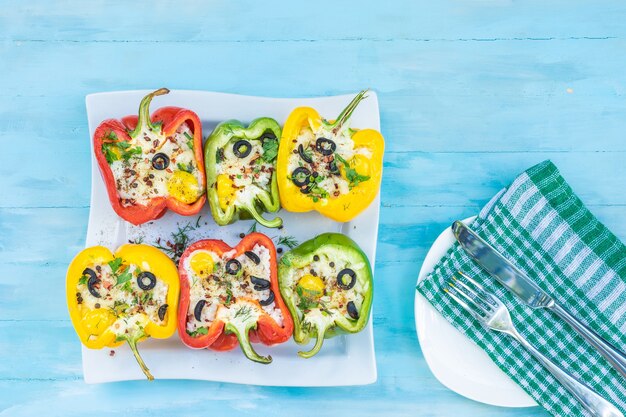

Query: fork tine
[444,285,485,321]
[448,279,491,316]
[457,271,498,307]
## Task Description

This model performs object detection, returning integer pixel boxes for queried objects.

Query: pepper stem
[126,336,154,381]
[298,312,334,359]
[224,304,272,364]
[129,88,170,138]
[329,89,369,134]
[244,202,283,229]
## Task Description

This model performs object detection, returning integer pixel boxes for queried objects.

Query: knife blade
[452,220,554,308]
[452,220,626,378]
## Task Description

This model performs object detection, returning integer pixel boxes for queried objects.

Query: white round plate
[414,217,536,407]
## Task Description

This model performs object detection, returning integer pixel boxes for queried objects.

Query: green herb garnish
[183,132,194,150]
[296,287,320,311]
[275,235,299,249]
[116,269,132,285]
[153,222,197,265]
[187,327,209,337]
[108,257,123,273]
[261,139,279,163]
[247,221,258,234]
[177,162,194,173]
[335,154,370,189]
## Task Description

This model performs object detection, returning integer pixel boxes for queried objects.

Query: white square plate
[84,90,380,385]
[414,217,535,407]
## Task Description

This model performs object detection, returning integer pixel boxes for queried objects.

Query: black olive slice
[259,131,277,142]
[194,300,206,321]
[233,140,252,158]
[251,276,270,290]
[292,167,311,187]
[337,268,356,290]
[225,259,242,275]
[158,304,168,321]
[84,268,101,298]
[316,137,336,155]
[347,301,359,320]
[299,186,311,194]
[152,153,170,170]
[298,144,313,163]
[245,251,260,265]
[260,290,275,306]
[137,271,157,290]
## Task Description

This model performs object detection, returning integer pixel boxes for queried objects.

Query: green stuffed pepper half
[204,118,282,228]
[278,233,373,358]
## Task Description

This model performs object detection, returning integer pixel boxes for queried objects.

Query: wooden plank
[0,379,548,417]
[1,0,624,42]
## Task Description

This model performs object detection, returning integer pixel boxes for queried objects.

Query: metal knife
[452,220,626,379]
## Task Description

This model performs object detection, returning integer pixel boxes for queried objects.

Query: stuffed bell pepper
[178,233,293,363]
[93,88,206,225]
[66,244,179,380]
[204,118,282,228]
[276,90,384,222]
[278,233,373,358]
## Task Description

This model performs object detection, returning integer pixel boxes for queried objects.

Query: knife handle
[551,302,626,378]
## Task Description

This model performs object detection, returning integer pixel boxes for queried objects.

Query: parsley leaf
[121,280,133,293]
[335,154,370,189]
[116,269,132,285]
[102,143,119,164]
[78,274,89,285]
[108,257,123,273]
[261,139,279,163]
[121,145,142,162]
[101,140,142,164]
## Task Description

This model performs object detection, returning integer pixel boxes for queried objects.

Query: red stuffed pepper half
[93,88,206,225]
[177,233,293,364]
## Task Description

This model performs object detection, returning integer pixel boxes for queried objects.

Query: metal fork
[445,272,623,417]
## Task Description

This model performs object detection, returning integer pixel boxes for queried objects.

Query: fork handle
[550,302,626,378]
[509,329,623,417]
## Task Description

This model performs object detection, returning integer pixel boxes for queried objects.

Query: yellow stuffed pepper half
[277,90,384,222]
[66,244,179,380]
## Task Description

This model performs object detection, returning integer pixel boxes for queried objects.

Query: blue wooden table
[1,1,625,415]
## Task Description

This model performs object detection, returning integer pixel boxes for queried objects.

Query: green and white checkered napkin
[417,160,626,416]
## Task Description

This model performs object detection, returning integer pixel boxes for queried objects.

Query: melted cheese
[287,124,371,200]
[215,139,274,207]
[76,261,170,337]
[108,123,201,207]
[285,252,365,320]
[182,244,283,333]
